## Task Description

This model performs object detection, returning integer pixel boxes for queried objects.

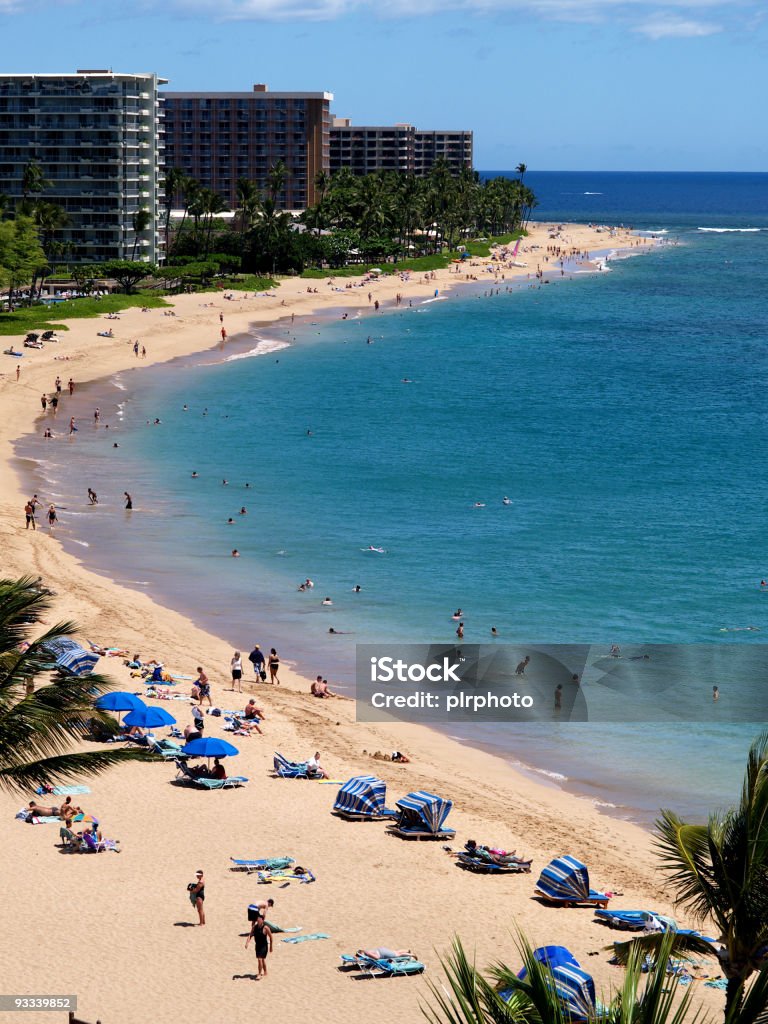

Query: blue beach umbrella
[123,706,176,729]
[181,737,239,759]
[96,692,146,713]
[44,637,100,677]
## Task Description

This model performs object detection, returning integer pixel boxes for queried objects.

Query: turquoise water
[25,173,768,824]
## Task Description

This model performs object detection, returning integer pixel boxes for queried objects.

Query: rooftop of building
[164,83,332,100]
[0,71,168,82]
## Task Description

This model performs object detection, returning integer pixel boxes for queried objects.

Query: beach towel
[282,933,330,944]
[26,815,61,824]
[705,979,728,990]
[266,923,302,933]
[48,785,91,796]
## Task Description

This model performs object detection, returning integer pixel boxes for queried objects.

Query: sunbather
[357,947,412,960]
[307,752,329,779]
[27,800,59,818]
[232,713,262,735]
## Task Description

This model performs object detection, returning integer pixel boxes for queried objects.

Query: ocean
[21,171,768,826]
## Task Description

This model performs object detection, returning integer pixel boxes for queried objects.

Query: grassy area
[213,274,278,292]
[299,232,525,280]
[0,293,170,336]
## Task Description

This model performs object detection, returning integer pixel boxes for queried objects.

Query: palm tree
[515,162,527,184]
[235,178,261,236]
[424,930,768,1024]
[131,206,152,261]
[655,732,768,1018]
[20,159,51,210]
[0,577,147,793]
[162,168,189,257]
[266,159,288,206]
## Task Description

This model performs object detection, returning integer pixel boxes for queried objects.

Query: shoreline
[1,222,712,1024]
[9,226,661,825]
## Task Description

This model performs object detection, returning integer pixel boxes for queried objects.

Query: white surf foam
[583,191,603,195]
[225,339,291,362]
[420,296,447,305]
[698,227,761,233]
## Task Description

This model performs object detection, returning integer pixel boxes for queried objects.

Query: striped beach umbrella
[44,637,100,677]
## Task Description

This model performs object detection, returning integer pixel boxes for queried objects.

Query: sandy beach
[0,222,717,1024]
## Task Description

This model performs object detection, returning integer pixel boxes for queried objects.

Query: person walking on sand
[230,651,243,692]
[268,648,280,685]
[195,667,212,706]
[245,914,273,978]
[16,364,20,382]
[24,500,36,531]
[248,644,266,681]
[68,378,74,396]
[188,870,205,926]
[220,327,227,342]
[55,376,62,394]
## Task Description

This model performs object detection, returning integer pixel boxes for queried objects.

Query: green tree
[0,216,46,308]
[99,259,156,294]
[131,207,153,261]
[20,159,51,210]
[266,159,288,205]
[655,732,768,1018]
[0,577,147,793]
[162,167,189,257]
[235,178,261,236]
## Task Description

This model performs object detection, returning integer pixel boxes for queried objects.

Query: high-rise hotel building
[330,119,473,177]
[0,71,166,262]
[163,84,333,211]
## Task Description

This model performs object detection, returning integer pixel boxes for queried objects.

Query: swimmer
[452,609,463,620]
[227,518,234,525]
[491,627,498,637]
[239,507,247,515]
[401,378,413,384]
[365,546,386,553]
[502,496,512,505]
[222,479,228,486]
[353,585,361,593]
[713,686,719,701]
[609,644,621,657]
[305,578,314,589]
[231,549,240,558]
[473,502,486,508]
[182,404,188,411]
[322,597,333,606]
[245,482,251,488]
[192,471,199,478]
[456,621,464,639]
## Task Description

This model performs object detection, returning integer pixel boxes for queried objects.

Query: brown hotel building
[162,83,333,210]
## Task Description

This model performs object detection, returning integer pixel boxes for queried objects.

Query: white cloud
[634,12,722,36]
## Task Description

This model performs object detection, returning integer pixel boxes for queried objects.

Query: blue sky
[1,0,765,170]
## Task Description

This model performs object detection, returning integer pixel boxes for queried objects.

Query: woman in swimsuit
[245,915,273,978]
[189,870,205,925]
[268,649,280,685]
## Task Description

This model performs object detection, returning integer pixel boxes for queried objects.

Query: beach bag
[259,670,267,682]
[210,708,222,717]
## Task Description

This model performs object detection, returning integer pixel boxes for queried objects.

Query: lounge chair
[174,758,249,789]
[82,831,120,853]
[230,856,294,873]
[386,791,455,841]
[595,909,665,931]
[339,953,425,978]
[150,738,186,760]
[456,847,532,874]
[332,776,398,821]
[273,751,321,779]
[534,856,610,908]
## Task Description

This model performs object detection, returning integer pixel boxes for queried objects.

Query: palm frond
[0,746,152,792]
[609,931,720,967]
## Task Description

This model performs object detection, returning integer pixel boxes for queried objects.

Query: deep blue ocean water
[23,172,768,825]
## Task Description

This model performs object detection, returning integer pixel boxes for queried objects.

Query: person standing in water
[124,492,133,510]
